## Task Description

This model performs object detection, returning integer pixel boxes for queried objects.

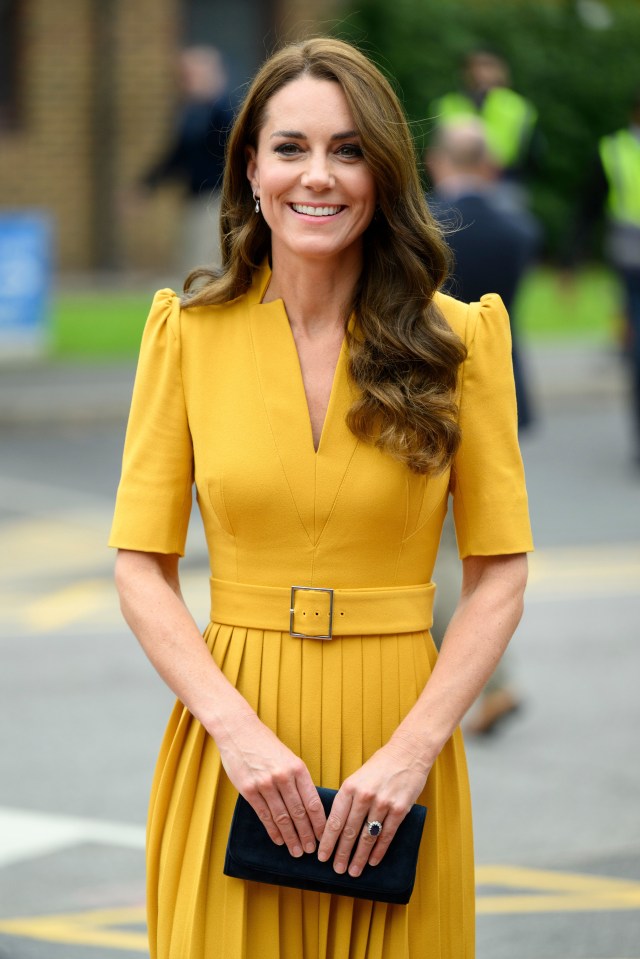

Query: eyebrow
[269,129,360,140]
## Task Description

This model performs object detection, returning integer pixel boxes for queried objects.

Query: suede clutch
[223,786,427,904]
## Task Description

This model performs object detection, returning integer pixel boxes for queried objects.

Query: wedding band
[366,820,383,838]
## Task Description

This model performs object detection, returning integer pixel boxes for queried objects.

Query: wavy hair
[183,37,466,475]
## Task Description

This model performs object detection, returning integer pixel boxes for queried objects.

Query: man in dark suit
[427,117,537,430]
[426,119,536,733]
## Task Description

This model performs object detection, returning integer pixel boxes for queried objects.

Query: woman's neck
[263,248,361,337]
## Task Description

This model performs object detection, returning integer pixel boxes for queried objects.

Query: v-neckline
[252,262,349,457]
[260,297,347,457]
[269,297,347,456]
[248,272,360,544]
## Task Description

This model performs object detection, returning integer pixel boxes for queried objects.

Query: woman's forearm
[391,553,528,763]
[114,550,255,743]
[115,549,329,853]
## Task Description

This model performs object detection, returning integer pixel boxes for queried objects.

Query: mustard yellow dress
[109,262,533,959]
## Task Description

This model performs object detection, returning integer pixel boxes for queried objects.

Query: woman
[110,37,532,959]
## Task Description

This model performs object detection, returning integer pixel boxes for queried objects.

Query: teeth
[292,204,341,217]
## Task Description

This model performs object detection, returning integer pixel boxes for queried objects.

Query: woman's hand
[317,734,431,877]
[216,711,327,857]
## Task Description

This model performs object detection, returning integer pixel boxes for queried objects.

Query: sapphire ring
[366,820,383,838]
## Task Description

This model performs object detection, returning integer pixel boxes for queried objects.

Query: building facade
[0,0,346,271]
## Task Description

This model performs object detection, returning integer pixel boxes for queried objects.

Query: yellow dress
[109,262,533,959]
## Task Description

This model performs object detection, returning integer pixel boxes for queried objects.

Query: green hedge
[337,0,640,257]
[52,293,150,357]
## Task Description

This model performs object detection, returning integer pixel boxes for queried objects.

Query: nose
[301,151,335,191]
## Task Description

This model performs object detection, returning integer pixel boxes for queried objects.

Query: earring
[253,191,260,214]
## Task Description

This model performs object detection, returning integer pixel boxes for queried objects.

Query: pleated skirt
[146,623,475,959]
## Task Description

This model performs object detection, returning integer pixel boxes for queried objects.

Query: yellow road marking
[1,867,639,952]
[0,571,209,636]
[479,863,640,892]
[476,864,640,914]
[24,579,116,631]
[0,906,147,951]
[0,514,108,581]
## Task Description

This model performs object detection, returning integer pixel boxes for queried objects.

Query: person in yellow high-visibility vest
[599,123,640,274]
[430,50,539,179]
[598,95,640,466]
[571,90,640,467]
[430,49,542,256]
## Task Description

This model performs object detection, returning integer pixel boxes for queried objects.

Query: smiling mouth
[290,203,344,217]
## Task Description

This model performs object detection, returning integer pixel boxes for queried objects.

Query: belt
[209,578,435,639]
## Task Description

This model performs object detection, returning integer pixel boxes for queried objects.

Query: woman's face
[246,76,377,267]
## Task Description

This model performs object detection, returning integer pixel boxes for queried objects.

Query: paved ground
[0,340,638,958]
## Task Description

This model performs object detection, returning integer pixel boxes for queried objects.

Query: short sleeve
[451,294,534,559]
[108,290,194,556]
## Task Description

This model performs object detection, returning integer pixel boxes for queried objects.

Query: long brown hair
[184,38,466,475]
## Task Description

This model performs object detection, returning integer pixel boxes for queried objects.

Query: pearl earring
[253,192,260,214]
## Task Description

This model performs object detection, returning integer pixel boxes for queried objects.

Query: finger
[352,809,405,874]
[279,780,319,854]
[261,787,307,857]
[317,790,353,863]
[247,792,286,847]
[331,800,372,875]
[297,778,327,843]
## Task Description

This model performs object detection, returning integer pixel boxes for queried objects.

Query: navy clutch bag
[224,786,427,904]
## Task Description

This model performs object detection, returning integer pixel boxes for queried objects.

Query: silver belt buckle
[290,585,334,640]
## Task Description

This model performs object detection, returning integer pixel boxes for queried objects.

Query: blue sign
[0,212,52,355]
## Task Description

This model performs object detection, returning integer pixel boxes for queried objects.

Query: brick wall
[114,0,182,271]
[0,0,180,270]
[0,0,348,271]
[0,0,95,268]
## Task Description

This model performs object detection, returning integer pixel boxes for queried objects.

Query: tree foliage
[336,0,640,257]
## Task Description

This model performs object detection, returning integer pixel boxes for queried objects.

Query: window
[0,0,21,131]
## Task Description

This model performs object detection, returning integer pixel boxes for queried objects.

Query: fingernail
[305,842,316,854]
[334,861,346,874]
[292,845,303,857]
[369,858,379,866]
[348,865,361,877]
[317,851,328,862]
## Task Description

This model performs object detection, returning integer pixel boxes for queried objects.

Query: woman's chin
[273,236,363,265]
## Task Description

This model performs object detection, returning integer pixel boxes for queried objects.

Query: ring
[366,820,383,838]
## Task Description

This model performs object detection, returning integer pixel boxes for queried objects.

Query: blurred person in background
[110,37,531,959]
[138,45,234,274]
[427,118,536,431]
[568,89,640,469]
[426,118,537,734]
[430,48,542,245]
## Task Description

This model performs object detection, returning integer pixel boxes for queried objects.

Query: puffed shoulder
[145,288,182,341]
[456,293,514,406]
[435,289,510,354]
[466,292,511,353]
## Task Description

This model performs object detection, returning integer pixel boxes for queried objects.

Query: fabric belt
[209,578,435,639]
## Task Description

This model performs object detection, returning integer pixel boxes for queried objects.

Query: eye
[336,143,364,159]
[274,142,303,156]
